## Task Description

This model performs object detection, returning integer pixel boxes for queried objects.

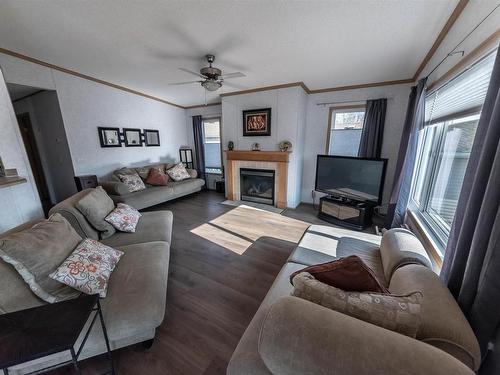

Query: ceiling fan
[169,54,246,92]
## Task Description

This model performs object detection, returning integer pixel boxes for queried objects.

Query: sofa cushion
[102,210,173,248]
[117,173,146,193]
[380,228,432,281]
[146,168,170,186]
[110,185,175,211]
[389,264,481,370]
[100,241,170,340]
[75,186,116,239]
[135,164,166,180]
[50,239,123,298]
[166,162,191,181]
[49,189,101,240]
[0,214,82,303]
[168,178,205,196]
[289,255,387,293]
[292,272,422,338]
[289,225,386,286]
[105,203,142,233]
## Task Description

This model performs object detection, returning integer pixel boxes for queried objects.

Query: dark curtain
[192,115,206,184]
[440,48,500,357]
[385,78,427,228]
[358,98,387,158]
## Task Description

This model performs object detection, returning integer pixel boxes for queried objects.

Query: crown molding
[0,47,185,109]
[185,102,222,109]
[220,82,309,97]
[308,78,414,94]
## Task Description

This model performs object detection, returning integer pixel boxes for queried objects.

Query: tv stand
[318,195,374,231]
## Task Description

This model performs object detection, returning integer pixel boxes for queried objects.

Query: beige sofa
[101,163,205,210]
[0,189,172,374]
[227,225,481,375]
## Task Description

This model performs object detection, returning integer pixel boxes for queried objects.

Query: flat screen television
[315,155,388,205]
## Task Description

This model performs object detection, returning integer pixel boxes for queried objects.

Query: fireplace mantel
[225,150,291,163]
[224,150,290,208]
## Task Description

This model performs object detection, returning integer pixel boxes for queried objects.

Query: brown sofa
[0,189,172,374]
[101,163,205,210]
[227,225,481,375]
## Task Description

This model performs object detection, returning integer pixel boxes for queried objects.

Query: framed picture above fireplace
[243,108,271,136]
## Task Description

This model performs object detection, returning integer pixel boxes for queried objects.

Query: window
[410,51,496,249]
[202,117,222,174]
[327,107,366,156]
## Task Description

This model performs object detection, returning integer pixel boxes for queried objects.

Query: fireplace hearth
[240,168,275,206]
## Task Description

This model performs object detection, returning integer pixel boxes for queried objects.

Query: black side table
[0,294,114,375]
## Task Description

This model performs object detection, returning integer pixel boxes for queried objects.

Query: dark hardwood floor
[53,191,320,375]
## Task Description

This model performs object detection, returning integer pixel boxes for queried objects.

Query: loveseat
[0,188,172,374]
[227,225,481,375]
[101,163,205,210]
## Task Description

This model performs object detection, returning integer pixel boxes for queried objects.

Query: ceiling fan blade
[168,80,201,86]
[220,72,246,79]
[179,67,205,79]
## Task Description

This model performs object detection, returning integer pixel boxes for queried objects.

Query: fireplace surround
[240,168,275,205]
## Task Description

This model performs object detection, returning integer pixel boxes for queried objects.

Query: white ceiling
[0,1,458,107]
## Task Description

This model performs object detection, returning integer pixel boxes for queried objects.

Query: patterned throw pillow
[166,163,191,181]
[292,272,422,338]
[50,239,124,298]
[105,203,142,232]
[146,168,170,186]
[117,172,146,192]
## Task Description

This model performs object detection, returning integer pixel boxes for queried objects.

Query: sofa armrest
[258,296,474,375]
[186,169,197,179]
[100,181,130,196]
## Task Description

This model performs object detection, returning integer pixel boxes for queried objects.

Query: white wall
[0,68,44,232]
[221,86,306,208]
[0,52,188,182]
[301,84,412,208]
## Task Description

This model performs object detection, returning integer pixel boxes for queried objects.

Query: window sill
[406,210,444,272]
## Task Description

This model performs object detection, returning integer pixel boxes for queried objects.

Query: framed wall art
[123,128,142,147]
[144,129,160,146]
[242,108,271,136]
[98,127,122,148]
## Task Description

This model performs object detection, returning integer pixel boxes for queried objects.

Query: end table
[0,294,114,375]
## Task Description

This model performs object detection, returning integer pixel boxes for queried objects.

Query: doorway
[16,113,52,215]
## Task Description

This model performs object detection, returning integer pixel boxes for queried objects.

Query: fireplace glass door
[240,168,275,206]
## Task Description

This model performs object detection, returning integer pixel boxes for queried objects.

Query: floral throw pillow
[50,239,124,298]
[166,163,191,181]
[117,172,146,192]
[105,203,142,232]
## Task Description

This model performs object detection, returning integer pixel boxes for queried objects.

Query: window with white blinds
[425,51,496,125]
[411,50,497,252]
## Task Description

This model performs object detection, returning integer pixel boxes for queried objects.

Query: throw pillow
[146,167,170,186]
[0,214,83,303]
[117,172,146,192]
[166,163,191,181]
[75,186,116,239]
[292,272,422,338]
[187,169,197,179]
[105,203,142,232]
[289,255,387,293]
[50,239,124,298]
[135,164,166,180]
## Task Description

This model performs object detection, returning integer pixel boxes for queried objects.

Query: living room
[0,1,499,374]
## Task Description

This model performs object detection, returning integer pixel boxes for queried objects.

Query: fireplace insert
[240,168,275,206]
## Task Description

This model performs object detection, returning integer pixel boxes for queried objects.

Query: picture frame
[0,156,5,177]
[98,127,122,148]
[242,108,271,136]
[144,129,160,146]
[123,128,143,147]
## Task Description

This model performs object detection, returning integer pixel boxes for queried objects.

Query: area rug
[221,200,284,214]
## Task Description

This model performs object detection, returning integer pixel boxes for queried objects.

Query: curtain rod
[316,98,394,107]
[426,2,500,79]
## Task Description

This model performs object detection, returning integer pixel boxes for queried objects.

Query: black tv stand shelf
[318,195,374,231]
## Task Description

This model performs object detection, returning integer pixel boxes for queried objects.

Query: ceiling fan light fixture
[201,79,222,91]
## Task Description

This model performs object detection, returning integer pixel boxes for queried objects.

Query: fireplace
[240,168,275,206]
